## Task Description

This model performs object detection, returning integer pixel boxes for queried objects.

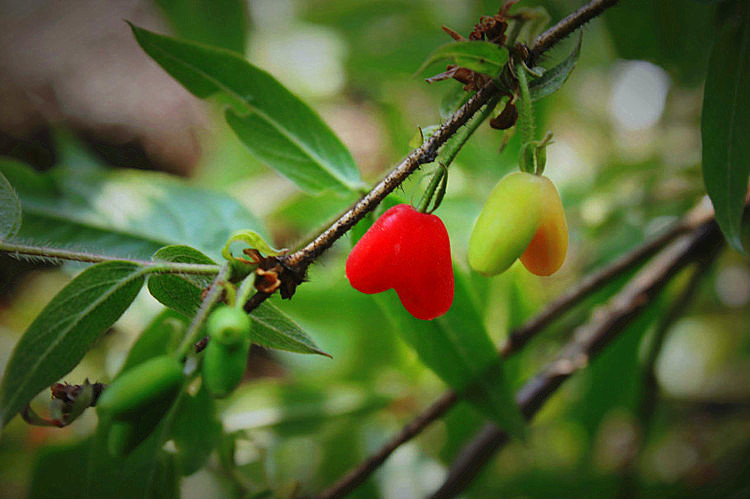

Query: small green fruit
[207,306,251,346]
[202,337,250,398]
[97,355,183,419]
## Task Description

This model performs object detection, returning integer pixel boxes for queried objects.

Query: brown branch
[528,0,620,65]
[282,81,499,271]
[312,201,710,499]
[618,244,721,499]
[313,391,460,499]
[428,219,722,499]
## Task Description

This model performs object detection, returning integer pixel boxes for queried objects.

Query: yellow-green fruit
[202,337,250,398]
[97,355,183,419]
[468,172,544,276]
[519,176,568,276]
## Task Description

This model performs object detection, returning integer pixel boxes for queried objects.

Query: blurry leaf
[0,169,21,239]
[29,440,90,499]
[129,24,364,195]
[529,32,582,102]
[249,302,331,357]
[170,386,222,475]
[120,310,189,373]
[148,245,216,317]
[222,229,286,260]
[222,381,388,433]
[605,0,714,85]
[0,262,147,429]
[440,83,472,120]
[0,159,262,260]
[418,41,509,76]
[376,268,526,439]
[408,125,440,148]
[154,0,247,54]
[701,7,750,252]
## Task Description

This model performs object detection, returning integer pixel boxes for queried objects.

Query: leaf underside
[0,261,147,428]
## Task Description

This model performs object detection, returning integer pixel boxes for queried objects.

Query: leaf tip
[316,349,334,359]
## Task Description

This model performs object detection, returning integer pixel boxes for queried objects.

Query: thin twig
[499,220,691,356]
[0,240,221,275]
[312,206,698,499]
[428,220,722,499]
[314,391,459,499]
[176,264,231,359]
[618,245,721,499]
[528,0,620,65]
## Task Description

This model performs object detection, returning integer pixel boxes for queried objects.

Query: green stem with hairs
[417,95,500,212]
[175,264,231,360]
[0,240,220,275]
[515,62,535,140]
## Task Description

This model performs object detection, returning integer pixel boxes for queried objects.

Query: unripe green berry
[97,355,183,420]
[202,337,250,398]
[207,306,251,346]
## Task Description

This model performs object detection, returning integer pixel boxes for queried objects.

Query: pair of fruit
[97,306,251,456]
[346,172,567,319]
[201,306,251,398]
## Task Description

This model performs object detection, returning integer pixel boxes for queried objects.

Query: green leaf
[129,24,364,195]
[169,385,222,475]
[249,302,331,357]
[0,261,147,428]
[29,440,90,499]
[529,32,582,102]
[0,159,263,260]
[701,7,750,252]
[605,0,715,86]
[148,245,216,317]
[120,310,188,373]
[418,41,509,76]
[0,169,22,240]
[222,229,286,261]
[154,0,247,54]
[376,268,526,439]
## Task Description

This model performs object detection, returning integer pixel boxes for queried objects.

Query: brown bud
[490,100,518,130]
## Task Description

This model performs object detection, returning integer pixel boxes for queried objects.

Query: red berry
[346,204,454,320]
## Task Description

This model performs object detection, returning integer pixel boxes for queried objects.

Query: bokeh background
[1,0,749,498]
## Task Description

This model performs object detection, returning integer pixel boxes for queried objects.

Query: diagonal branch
[428,219,722,499]
[529,0,619,65]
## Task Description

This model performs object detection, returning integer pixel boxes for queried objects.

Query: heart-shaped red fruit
[346,204,454,320]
